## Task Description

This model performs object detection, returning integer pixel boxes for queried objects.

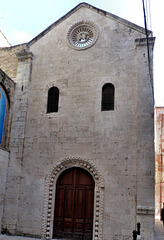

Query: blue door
[0,89,7,144]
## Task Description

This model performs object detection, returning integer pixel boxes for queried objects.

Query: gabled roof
[28,2,151,47]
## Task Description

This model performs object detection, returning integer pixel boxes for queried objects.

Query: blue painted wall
[0,89,6,144]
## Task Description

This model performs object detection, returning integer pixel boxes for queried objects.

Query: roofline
[0,43,27,50]
[87,3,151,34]
[27,2,151,47]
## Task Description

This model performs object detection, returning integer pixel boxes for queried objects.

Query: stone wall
[0,44,26,80]
[0,70,15,234]
[0,148,9,233]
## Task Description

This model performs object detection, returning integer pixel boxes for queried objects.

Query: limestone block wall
[2,51,33,235]
[0,149,9,232]
[0,44,26,80]
[0,71,15,233]
[3,4,155,240]
[135,37,155,240]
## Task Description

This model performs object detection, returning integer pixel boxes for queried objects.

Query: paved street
[0,236,40,240]
[0,219,164,240]
[154,219,164,240]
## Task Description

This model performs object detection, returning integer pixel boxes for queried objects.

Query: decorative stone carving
[42,157,104,240]
[67,21,99,50]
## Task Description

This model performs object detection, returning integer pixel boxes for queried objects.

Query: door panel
[64,187,74,233]
[53,168,94,239]
[78,171,93,186]
[53,187,65,236]
[60,170,74,185]
[55,187,65,217]
[84,189,94,235]
[85,189,94,219]
[74,188,85,234]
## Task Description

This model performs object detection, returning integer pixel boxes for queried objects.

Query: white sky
[0,0,163,106]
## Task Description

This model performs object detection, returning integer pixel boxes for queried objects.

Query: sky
[0,0,163,106]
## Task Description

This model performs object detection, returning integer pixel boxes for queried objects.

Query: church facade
[0,3,155,240]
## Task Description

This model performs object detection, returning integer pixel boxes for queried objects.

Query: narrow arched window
[47,87,59,113]
[0,86,8,146]
[101,83,115,111]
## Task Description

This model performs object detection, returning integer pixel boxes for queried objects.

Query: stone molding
[135,37,155,47]
[16,50,33,62]
[42,157,104,240]
[137,206,155,215]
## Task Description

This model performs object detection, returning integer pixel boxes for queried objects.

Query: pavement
[0,219,164,240]
[154,218,164,240]
[0,236,40,240]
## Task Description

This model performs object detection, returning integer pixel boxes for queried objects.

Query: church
[0,3,155,240]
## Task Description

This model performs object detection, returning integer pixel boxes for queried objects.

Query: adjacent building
[155,107,164,218]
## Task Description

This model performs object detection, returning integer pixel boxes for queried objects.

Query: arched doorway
[53,167,95,239]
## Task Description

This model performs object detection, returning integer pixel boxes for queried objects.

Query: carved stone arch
[42,157,104,240]
[0,70,15,148]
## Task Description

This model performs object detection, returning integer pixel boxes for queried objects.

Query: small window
[0,86,8,145]
[47,87,59,113]
[101,83,114,111]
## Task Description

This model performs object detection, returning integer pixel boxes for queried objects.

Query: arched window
[47,87,59,113]
[101,83,115,111]
[0,86,8,146]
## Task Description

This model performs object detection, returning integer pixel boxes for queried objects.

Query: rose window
[67,21,99,50]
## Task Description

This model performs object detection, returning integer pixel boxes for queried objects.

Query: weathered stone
[0,3,155,240]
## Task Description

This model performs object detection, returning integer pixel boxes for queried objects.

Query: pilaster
[2,50,33,234]
[135,37,155,239]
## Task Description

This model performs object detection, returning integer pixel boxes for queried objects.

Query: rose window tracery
[67,21,99,50]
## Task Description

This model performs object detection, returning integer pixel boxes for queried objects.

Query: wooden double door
[53,168,94,239]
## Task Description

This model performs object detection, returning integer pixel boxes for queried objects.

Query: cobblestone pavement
[0,220,164,240]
